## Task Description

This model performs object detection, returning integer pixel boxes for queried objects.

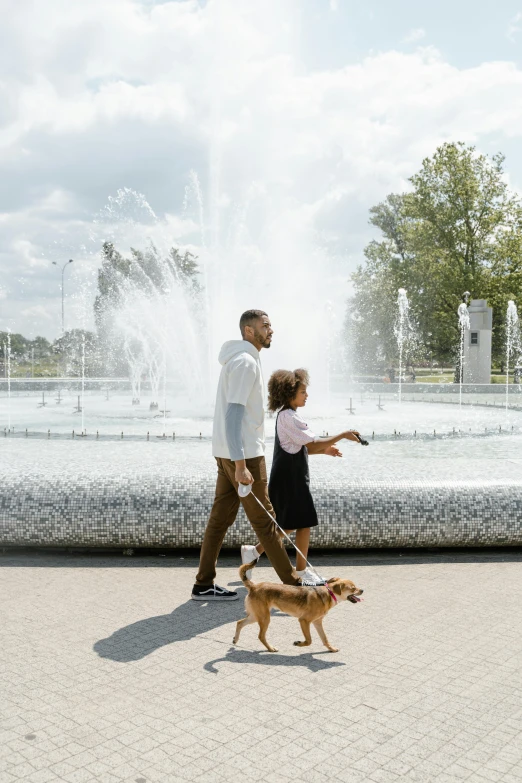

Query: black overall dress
[268,412,319,530]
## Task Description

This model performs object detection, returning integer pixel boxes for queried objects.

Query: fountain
[161,288,169,437]
[86,161,343,411]
[123,332,145,404]
[395,289,408,404]
[97,239,207,410]
[2,331,11,431]
[505,300,521,411]
[80,331,86,435]
[394,288,417,404]
[6,330,11,432]
[457,294,470,407]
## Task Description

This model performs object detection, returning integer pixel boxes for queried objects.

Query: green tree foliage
[0,332,30,359]
[349,142,522,372]
[30,336,53,361]
[0,330,103,377]
[0,333,55,376]
[53,329,102,377]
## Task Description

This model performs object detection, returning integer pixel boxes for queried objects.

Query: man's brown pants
[195,456,301,586]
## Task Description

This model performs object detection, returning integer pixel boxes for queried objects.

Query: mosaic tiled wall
[1,473,521,548]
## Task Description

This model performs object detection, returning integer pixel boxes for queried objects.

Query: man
[192,310,313,601]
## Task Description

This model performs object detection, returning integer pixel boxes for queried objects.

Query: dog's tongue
[349,596,363,603]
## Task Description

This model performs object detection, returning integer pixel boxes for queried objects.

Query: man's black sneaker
[191,584,239,601]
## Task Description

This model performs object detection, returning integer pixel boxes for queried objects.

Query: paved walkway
[1,550,522,783]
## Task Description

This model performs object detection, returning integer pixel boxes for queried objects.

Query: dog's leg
[293,618,312,647]
[256,606,277,653]
[233,613,256,645]
[313,618,339,653]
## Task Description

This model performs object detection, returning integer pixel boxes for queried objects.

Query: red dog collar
[325,584,338,603]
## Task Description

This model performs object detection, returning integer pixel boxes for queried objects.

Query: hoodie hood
[218,340,260,366]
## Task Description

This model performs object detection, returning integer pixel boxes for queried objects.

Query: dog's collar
[325,584,338,603]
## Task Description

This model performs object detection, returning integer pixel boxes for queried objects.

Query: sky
[1,0,522,342]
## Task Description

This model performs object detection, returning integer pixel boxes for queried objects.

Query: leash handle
[353,433,369,446]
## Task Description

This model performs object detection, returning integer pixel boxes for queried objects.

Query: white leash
[238,483,325,582]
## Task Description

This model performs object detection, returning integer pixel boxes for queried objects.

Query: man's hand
[344,430,362,443]
[235,462,254,486]
[324,445,343,457]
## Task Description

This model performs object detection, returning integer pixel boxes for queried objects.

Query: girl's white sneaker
[241,545,260,579]
[297,567,326,586]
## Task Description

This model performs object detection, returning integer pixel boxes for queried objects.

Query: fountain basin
[2,392,522,437]
[1,436,521,549]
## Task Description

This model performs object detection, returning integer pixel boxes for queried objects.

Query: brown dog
[233,561,363,653]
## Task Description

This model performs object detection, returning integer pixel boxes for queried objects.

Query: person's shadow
[94,590,248,662]
[204,647,345,674]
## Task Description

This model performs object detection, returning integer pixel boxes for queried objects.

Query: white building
[463,299,493,384]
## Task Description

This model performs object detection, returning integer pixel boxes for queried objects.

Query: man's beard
[254,330,271,348]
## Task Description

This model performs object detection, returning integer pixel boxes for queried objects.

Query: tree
[349,142,522,371]
[0,332,30,359]
[0,333,55,376]
[53,329,102,377]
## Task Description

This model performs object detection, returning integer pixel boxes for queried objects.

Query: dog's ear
[327,577,340,585]
[332,583,343,596]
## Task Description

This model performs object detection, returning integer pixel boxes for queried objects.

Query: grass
[5,360,60,378]
[416,375,454,383]
[414,374,518,384]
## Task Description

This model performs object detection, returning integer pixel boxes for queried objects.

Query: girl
[241,368,363,585]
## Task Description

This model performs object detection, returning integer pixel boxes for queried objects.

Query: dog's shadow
[94,590,248,662]
[205,647,345,674]
[93,589,345,669]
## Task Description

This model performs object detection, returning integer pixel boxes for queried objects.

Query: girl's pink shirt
[276,408,318,454]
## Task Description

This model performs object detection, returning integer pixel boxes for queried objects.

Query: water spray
[457,293,471,407]
[505,300,520,412]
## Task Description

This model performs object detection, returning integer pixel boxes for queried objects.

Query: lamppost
[52,259,74,334]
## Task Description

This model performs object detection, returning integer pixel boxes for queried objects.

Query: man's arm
[225,402,245,461]
[225,356,257,486]
[225,402,254,485]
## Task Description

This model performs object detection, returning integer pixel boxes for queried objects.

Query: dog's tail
[239,560,257,588]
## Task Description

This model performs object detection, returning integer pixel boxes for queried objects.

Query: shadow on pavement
[204,647,345,674]
[94,590,247,662]
[3,548,522,568]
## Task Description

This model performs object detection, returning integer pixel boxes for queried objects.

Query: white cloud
[507,12,522,41]
[20,305,54,321]
[402,28,426,44]
[11,240,49,269]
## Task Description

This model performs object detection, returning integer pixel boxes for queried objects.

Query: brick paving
[1,549,522,783]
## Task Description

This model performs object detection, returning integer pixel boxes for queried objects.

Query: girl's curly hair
[267,368,310,412]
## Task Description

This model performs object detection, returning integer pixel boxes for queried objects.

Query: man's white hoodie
[212,340,265,459]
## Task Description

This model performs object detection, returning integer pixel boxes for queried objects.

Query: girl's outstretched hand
[325,445,343,457]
